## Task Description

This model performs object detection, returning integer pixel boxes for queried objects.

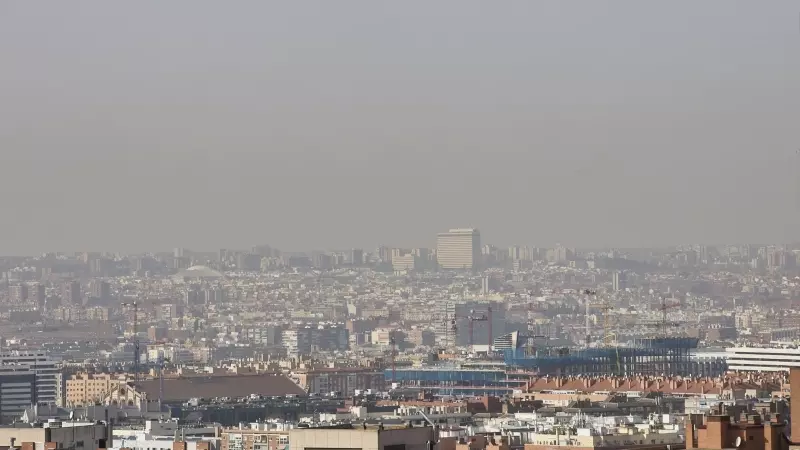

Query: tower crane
[602,332,623,375]
[649,295,682,337]
[584,289,614,346]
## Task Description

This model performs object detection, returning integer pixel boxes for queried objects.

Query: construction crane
[602,332,623,375]
[584,289,614,346]
[651,295,682,337]
[121,300,140,384]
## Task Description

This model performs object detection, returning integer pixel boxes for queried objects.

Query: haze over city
[7,3,800,450]
[2,1,800,254]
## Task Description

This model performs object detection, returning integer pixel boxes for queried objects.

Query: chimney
[685,416,696,449]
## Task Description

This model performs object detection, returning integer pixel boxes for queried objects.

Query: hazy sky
[2,1,799,254]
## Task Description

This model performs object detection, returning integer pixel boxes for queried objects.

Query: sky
[1,1,799,254]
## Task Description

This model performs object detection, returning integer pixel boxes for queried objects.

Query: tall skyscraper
[351,248,363,266]
[31,283,46,308]
[90,280,110,301]
[436,228,481,270]
[62,280,81,305]
[612,271,626,292]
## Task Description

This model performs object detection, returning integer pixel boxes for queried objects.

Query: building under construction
[503,336,699,377]
[389,336,706,397]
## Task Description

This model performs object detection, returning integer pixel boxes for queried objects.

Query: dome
[175,265,224,279]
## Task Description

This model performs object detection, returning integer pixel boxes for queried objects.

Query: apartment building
[65,372,129,407]
[221,424,291,450]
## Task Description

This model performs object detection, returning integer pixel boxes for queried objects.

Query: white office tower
[436,228,481,270]
[725,347,800,372]
[0,350,63,406]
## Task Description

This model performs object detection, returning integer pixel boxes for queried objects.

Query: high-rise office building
[62,280,81,305]
[90,280,110,301]
[31,283,46,307]
[351,248,364,266]
[612,271,626,292]
[0,350,63,406]
[436,228,481,270]
[0,368,36,417]
[435,301,505,347]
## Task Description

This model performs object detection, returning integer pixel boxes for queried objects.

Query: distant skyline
[2,1,800,254]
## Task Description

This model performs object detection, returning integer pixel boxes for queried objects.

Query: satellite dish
[735,436,742,448]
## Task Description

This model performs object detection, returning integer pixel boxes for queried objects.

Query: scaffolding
[503,337,698,377]
[386,366,529,397]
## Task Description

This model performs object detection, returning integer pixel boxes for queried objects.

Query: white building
[725,346,800,372]
[0,350,63,406]
[146,345,196,364]
[391,254,415,273]
[112,418,219,450]
[436,228,481,270]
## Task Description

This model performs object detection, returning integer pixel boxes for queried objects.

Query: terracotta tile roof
[522,373,786,396]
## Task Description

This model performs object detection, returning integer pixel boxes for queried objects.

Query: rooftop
[137,374,306,401]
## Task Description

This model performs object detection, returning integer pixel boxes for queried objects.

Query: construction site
[502,336,700,377]
[387,290,704,396]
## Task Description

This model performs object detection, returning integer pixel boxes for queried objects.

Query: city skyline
[9,238,800,257]
[3,0,800,444]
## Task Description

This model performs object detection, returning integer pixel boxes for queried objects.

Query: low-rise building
[221,423,292,450]
[0,421,110,450]
[288,425,433,450]
[293,368,384,396]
